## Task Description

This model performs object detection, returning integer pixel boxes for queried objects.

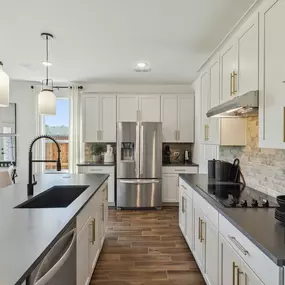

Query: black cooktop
[196,180,278,208]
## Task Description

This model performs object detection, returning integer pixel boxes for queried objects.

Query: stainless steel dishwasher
[27,222,76,285]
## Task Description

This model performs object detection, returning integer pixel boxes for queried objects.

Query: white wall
[9,80,38,181]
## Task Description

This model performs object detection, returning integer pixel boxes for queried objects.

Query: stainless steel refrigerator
[116,122,162,209]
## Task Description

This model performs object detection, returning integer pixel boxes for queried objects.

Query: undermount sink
[15,185,89,208]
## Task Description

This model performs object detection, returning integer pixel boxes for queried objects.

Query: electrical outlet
[174,152,180,157]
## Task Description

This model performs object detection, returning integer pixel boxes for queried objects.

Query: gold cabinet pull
[182,196,185,213]
[237,267,243,285]
[92,218,96,244]
[204,125,207,141]
[198,217,201,241]
[232,71,237,95]
[101,203,104,221]
[200,220,205,242]
[230,72,233,96]
[232,262,238,285]
[206,125,209,141]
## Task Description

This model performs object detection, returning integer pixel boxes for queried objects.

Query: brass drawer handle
[200,219,205,242]
[232,71,237,94]
[237,267,243,285]
[198,217,201,241]
[92,218,96,244]
[232,262,238,285]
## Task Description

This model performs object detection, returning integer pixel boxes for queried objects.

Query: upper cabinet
[161,95,194,143]
[199,57,246,146]
[220,14,258,103]
[117,95,160,122]
[117,95,139,122]
[83,94,117,143]
[259,0,285,149]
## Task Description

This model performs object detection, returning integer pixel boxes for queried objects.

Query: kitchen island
[0,173,108,285]
[179,174,285,285]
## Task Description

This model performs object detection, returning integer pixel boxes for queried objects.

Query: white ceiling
[0,0,256,84]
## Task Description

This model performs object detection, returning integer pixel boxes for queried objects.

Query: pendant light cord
[46,35,49,85]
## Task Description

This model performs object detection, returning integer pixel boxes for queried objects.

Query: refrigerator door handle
[120,179,160,184]
[140,124,144,176]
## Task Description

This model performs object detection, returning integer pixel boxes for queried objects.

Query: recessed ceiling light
[134,62,151,72]
[42,61,52,66]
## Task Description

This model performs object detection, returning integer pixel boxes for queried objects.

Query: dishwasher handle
[34,229,76,285]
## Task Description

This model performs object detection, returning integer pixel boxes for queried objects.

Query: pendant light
[38,33,56,115]
[0,61,9,107]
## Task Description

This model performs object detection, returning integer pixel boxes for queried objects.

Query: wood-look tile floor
[91,207,205,285]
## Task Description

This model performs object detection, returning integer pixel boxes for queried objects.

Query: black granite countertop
[162,162,199,167]
[180,174,285,266]
[77,161,116,166]
[0,173,108,285]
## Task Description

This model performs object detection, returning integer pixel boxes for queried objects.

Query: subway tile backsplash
[220,117,285,197]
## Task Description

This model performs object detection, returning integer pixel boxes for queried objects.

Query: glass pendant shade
[0,63,9,107]
[38,88,56,115]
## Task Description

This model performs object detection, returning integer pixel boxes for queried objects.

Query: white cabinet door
[178,95,194,142]
[117,95,139,122]
[193,204,204,270]
[83,96,100,142]
[100,95,117,142]
[219,234,241,285]
[236,14,259,96]
[241,261,265,285]
[178,187,186,235]
[139,95,161,122]
[259,0,285,149]
[77,219,91,285]
[162,174,178,202]
[204,216,219,285]
[185,194,193,249]
[220,42,237,103]
[161,95,178,142]
[200,71,210,143]
[209,58,220,145]
[199,144,219,174]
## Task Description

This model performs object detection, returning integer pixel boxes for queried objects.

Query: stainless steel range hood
[207,90,259,118]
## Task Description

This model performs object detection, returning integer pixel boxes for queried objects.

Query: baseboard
[162,202,179,207]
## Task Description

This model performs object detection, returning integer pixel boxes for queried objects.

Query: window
[44,98,70,172]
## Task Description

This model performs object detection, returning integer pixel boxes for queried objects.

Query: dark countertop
[0,173,108,285]
[77,161,115,166]
[180,174,285,266]
[162,162,199,167]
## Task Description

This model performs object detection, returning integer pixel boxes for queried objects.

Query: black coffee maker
[163,145,171,164]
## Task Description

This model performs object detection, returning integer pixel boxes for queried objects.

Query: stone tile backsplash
[220,117,285,197]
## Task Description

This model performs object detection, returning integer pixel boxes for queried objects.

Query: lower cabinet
[219,234,264,285]
[193,203,204,269]
[76,182,108,285]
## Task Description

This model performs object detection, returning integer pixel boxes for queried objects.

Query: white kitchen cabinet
[162,174,178,203]
[77,183,107,285]
[220,42,237,103]
[219,234,242,285]
[161,95,178,142]
[161,95,194,143]
[163,167,198,203]
[178,186,186,235]
[236,14,259,95]
[185,193,193,249]
[204,215,219,285]
[178,95,195,142]
[259,0,285,149]
[77,217,92,285]
[78,166,115,205]
[83,94,117,143]
[200,71,210,143]
[117,94,160,122]
[100,95,117,142]
[242,261,265,285]
[139,95,161,122]
[83,96,100,142]
[117,95,139,122]
[193,203,204,269]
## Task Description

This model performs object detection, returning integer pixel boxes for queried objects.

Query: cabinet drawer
[179,177,192,199]
[219,214,279,285]
[162,166,198,174]
[78,166,115,175]
[193,191,218,229]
